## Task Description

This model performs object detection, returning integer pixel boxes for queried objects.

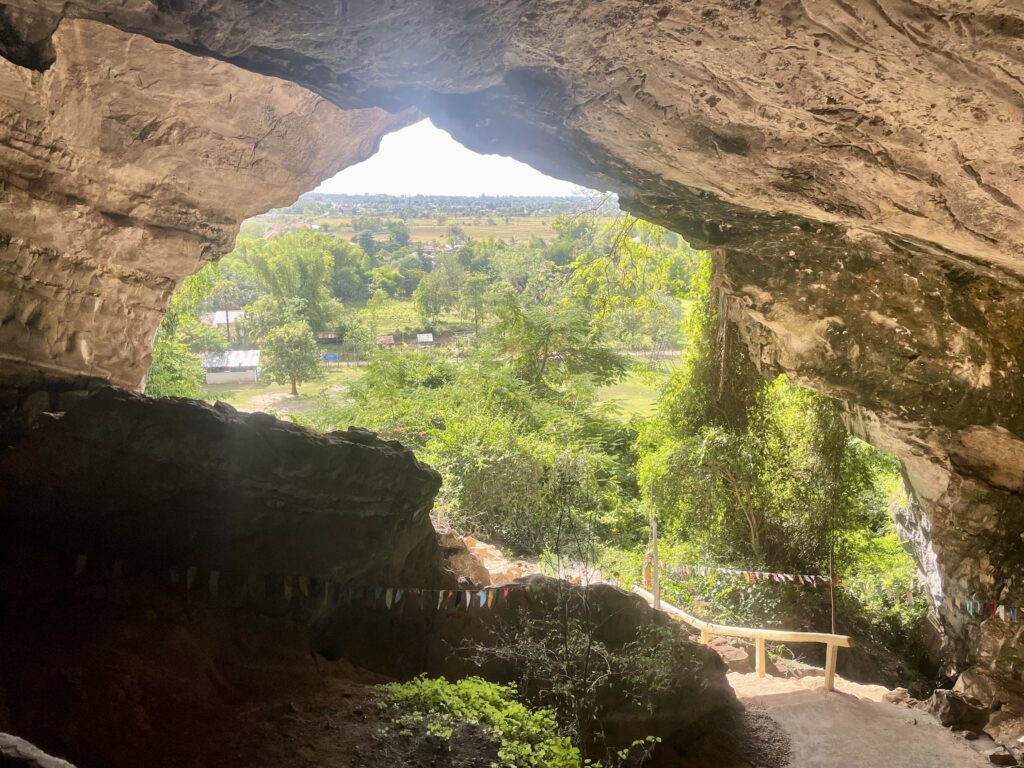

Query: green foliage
[329,239,371,302]
[296,349,635,556]
[145,335,205,398]
[144,266,220,398]
[459,272,489,332]
[380,676,580,768]
[487,291,629,391]
[637,251,882,576]
[414,253,465,322]
[569,216,698,349]
[231,231,343,331]
[260,319,321,395]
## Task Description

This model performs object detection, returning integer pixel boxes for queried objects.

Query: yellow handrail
[632,586,853,691]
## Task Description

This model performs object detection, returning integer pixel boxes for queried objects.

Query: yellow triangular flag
[298,575,310,598]
[209,570,220,597]
[186,566,198,590]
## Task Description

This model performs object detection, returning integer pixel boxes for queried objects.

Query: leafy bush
[379,676,580,768]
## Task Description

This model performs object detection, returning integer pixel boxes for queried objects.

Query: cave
[1,2,1023,765]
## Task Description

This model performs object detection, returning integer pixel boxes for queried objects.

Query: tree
[368,265,403,296]
[386,220,411,247]
[459,273,489,333]
[239,295,307,343]
[488,291,627,392]
[637,251,879,575]
[329,240,371,302]
[413,270,452,322]
[261,320,321,396]
[145,336,206,398]
[364,288,389,345]
[352,229,380,259]
[242,230,343,331]
[144,266,219,398]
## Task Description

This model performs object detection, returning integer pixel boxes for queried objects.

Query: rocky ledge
[0,387,444,584]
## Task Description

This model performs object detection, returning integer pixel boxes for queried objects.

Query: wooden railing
[632,586,853,691]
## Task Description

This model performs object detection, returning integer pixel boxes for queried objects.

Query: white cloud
[315,119,583,196]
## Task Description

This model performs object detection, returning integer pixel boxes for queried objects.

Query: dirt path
[729,673,992,767]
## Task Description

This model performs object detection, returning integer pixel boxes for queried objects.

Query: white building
[200,309,245,329]
[202,349,260,384]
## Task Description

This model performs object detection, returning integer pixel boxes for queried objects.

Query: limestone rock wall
[0,19,413,389]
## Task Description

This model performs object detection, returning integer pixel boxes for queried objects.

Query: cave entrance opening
[142,111,936,695]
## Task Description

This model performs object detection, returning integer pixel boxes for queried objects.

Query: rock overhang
[0,0,1022,669]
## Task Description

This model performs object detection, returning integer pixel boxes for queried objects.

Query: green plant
[379,676,580,768]
[260,319,321,395]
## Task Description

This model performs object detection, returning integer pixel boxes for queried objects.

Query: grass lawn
[202,365,366,415]
[595,371,662,421]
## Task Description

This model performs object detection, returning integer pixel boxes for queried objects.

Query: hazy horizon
[315,119,585,197]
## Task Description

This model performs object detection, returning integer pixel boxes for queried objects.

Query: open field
[203,365,365,415]
[250,214,618,244]
[595,371,662,420]
[323,215,567,242]
[349,297,468,337]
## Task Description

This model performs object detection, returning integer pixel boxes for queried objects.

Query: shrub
[379,676,580,768]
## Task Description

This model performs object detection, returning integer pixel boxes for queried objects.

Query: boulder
[955,666,1024,748]
[985,747,1019,766]
[462,536,536,584]
[437,531,492,587]
[882,688,911,706]
[709,636,755,674]
[920,689,990,731]
[708,636,781,677]
[311,574,738,766]
[0,387,445,586]
[0,734,76,768]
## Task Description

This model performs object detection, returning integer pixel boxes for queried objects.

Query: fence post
[824,642,838,691]
[651,513,661,611]
[756,637,767,678]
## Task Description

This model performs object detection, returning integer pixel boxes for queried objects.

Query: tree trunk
[290,376,298,396]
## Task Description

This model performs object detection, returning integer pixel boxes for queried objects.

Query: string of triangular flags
[664,561,1021,621]
[69,554,527,612]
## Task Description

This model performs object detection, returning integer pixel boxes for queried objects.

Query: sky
[315,119,582,197]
